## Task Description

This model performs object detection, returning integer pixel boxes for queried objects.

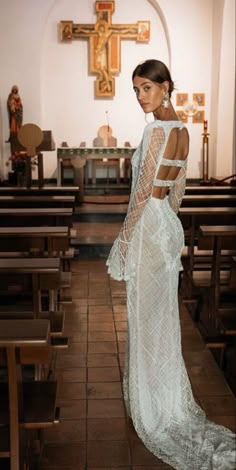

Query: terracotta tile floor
[41,258,236,470]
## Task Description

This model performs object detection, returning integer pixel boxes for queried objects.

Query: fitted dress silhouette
[106,120,236,470]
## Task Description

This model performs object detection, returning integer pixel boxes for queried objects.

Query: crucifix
[60,1,150,97]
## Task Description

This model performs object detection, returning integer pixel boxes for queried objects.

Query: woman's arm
[106,126,165,280]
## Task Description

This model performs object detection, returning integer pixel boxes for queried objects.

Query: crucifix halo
[60,1,150,98]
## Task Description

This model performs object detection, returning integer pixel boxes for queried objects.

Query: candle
[203,120,208,132]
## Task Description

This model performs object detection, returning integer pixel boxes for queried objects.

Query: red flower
[8,151,37,171]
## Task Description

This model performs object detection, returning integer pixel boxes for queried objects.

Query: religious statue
[6,85,23,142]
[76,20,137,94]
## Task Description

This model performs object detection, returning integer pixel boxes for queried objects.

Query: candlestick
[203,120,208,133]
[202,121,210,182]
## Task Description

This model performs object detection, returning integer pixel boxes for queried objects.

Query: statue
[6,85,23,142]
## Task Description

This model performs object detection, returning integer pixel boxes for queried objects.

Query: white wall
[0,0,235,181]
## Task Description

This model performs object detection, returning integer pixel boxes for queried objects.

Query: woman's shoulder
[143,120,186,142]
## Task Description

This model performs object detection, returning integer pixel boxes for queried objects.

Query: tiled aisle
[41,258,236,470]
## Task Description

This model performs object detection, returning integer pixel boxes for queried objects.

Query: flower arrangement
[9,151,27,172]
[7,151,37,173]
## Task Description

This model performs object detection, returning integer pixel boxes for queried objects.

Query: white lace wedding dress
[106,120,236,470]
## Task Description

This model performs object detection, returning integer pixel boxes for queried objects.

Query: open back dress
[106,120,236,470]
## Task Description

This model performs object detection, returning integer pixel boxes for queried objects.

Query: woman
[106,59,236,470]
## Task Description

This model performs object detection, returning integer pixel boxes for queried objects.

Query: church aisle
[41,258,236,470]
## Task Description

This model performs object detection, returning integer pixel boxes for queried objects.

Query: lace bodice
[107,120,188,281]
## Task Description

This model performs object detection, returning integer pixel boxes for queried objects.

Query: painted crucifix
[60,1,150,97]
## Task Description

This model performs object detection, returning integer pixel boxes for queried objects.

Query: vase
[16,171,26,187]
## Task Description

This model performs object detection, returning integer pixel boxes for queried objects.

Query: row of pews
[0,186,78,470]
[179,185,236,394]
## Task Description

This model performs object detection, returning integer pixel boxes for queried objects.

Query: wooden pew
[0,185,79,199]
[179,207,236,325]
[0,195,75,209]
[179,207,236,275]
[0,207,73,227]
[0,226,73,306]
[198,225,236,335]
[0,258,60,316]
[182,194,236,207]
[0,226,69,257]
[193,226,236,389]
[0,319,59,470]
[185,185,236,195]
[0,254,72,338]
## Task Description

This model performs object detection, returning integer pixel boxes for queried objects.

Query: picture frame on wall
[176,93,188,106]
[193,93,205,106]
[137,21,150,41]
[192,110,205,123]
[60,21,73,41]
[176,110,188,123]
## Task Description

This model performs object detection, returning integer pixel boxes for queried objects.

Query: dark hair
[132,59,174,97]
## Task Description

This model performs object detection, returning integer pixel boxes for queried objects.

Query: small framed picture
[176,110,188,123]
[60,21,73,41]
[137,21,150,42]
[193,93,205,106]
[192,110,205,124]
[176,93,188,106]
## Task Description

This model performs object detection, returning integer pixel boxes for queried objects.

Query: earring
[162,92,169,109]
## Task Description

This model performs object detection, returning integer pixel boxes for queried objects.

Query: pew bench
[0,310,65,340]
[0,208,73,227]
[182,194,236,207]
[0,226,75,273]
[179,206,236,276]
[0,319,60,470]
[179,208,236,333]
[0,258,61,317]
[187,226,236,371]
[0,195,75,209]
[0,185,79,201]
[185,185,236,195]
[198,225,236,327]
[0,226,70,257]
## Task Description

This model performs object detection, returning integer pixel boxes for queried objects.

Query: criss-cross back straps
[161,157,187,168]
[153,157,187,187]
[153,179,175,187]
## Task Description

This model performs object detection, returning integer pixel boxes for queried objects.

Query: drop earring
[162,92,169,109]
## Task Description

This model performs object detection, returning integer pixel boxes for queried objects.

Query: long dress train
[106,120,236,470]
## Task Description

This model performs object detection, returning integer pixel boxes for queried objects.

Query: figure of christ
[75,20,137,93]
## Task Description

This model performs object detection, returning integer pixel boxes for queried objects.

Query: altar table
[57,147,136,200]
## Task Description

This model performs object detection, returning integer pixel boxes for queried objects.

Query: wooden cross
[60,1,150,97]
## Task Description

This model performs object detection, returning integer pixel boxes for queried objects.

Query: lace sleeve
[168,162,187,213]
[106,126,165,280]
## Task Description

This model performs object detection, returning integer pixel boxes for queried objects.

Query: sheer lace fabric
[106,120,236,469]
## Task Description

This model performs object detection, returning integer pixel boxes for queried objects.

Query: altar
[57,146,136,200]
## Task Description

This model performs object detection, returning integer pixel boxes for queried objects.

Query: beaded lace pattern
[106,120,236,469]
